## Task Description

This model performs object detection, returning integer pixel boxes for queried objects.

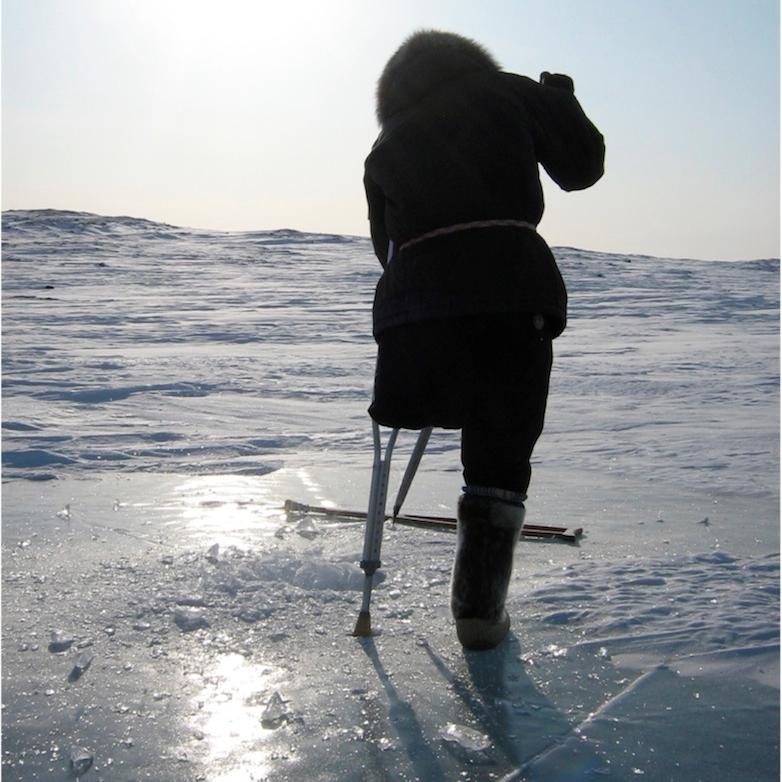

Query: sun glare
[109,0,349,74]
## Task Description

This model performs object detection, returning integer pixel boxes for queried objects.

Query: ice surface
[3,468,778,780]
[1,210,778,781]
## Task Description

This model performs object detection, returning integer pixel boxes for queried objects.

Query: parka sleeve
[363,171,390,268]
[523,75,605,192]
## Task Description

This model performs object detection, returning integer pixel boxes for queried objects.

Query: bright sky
[2,0,779,260]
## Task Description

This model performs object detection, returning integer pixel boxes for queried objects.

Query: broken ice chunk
[292,561,370,591]
[237,606,273,623]
[261,691,287,728]
[205,543,220,563]
[173,608,209,632]
[213,573,241,596]
[439,722,491,754]
[295,516,318,540]
[176,595,207,607]
[69,651,94,682]
[48,630,75,653]
[70,747,94,777]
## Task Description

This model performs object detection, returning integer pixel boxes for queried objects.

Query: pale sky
[2,0,779,260]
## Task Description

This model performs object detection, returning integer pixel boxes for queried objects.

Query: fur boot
[450,493,524,650]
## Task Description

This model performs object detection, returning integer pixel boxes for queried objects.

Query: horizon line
[2,207,779,265]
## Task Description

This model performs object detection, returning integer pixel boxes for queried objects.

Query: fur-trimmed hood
[376,30,500,126]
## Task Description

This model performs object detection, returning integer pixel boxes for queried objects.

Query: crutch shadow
[421,634,615,779]
[358,637,447,782]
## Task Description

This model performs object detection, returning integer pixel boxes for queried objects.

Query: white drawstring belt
[399,219,537,252]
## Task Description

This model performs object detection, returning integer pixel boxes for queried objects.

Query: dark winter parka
[364,31,605,339]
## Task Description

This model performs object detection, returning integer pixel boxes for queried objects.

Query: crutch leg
[353,422,398,637]
[392,426,432,519]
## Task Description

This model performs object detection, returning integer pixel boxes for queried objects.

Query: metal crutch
[353,421,399,637]
[391,426,432,519]
[354,238,402,637]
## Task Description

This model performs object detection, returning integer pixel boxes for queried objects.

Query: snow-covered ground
[2,209,779,781]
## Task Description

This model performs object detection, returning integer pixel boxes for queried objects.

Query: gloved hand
[540,71,574,93]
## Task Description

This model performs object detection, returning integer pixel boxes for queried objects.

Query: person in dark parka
[363,30,605,649]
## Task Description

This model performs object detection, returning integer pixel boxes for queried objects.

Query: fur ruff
[376,29,500,126]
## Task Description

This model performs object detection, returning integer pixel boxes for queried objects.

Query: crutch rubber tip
[352,611,373,637]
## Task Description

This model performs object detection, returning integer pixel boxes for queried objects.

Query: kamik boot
[450,493,524,650]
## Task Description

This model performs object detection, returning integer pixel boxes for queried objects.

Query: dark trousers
[369,314,553,497]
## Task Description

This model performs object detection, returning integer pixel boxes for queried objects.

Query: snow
[2,209,779,780]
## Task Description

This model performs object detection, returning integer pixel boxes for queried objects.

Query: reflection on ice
[188,653,287,781]
[295,467,338,511]
[170,467,343,551]
[174,475,287,548]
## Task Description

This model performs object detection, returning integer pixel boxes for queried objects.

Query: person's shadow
[422,633,616,782]
[425,632,622,780]
[361,630,621,781]
[359,637,449,782]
